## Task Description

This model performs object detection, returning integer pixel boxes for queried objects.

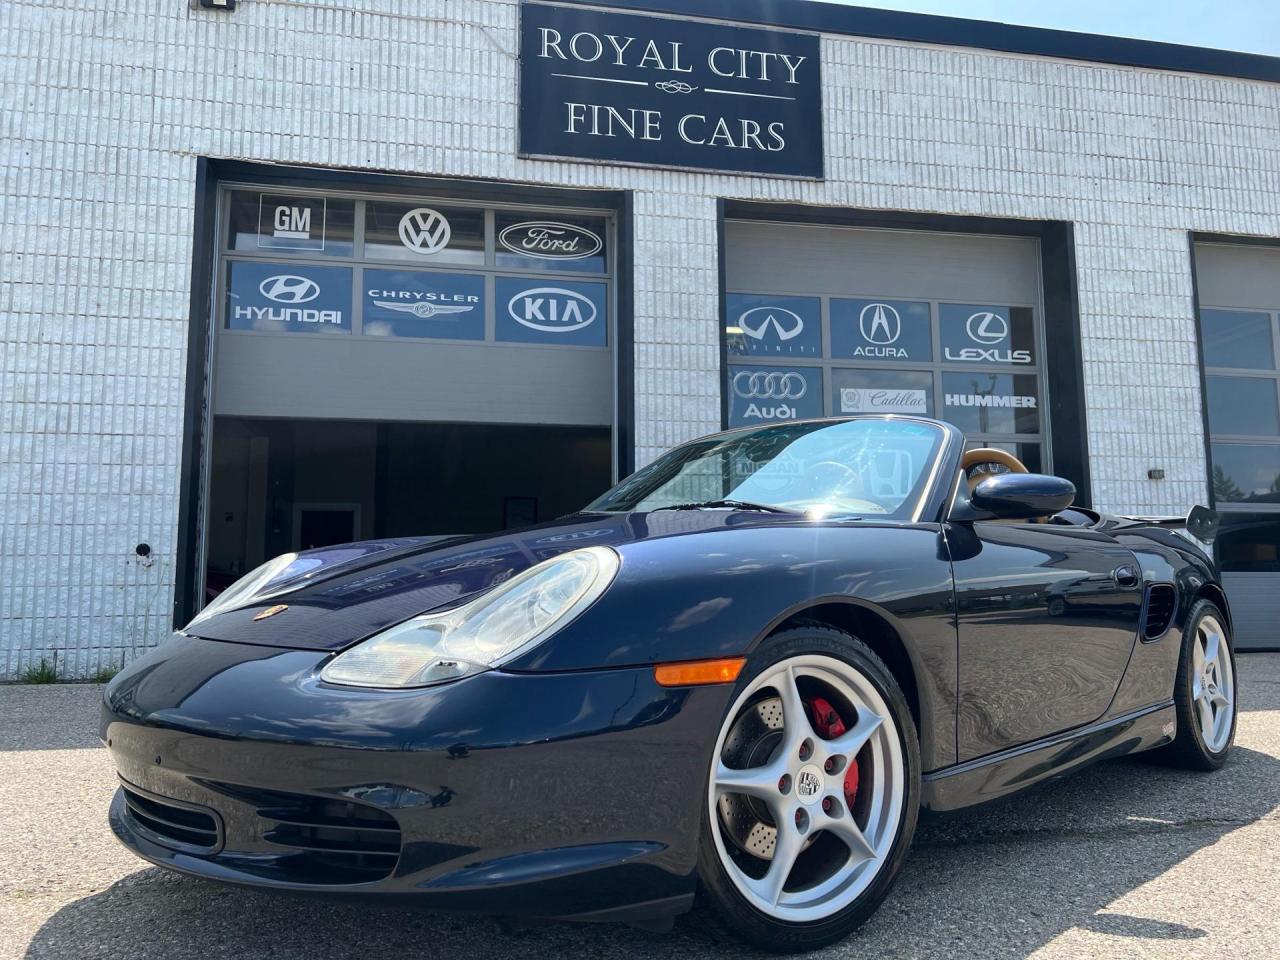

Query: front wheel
[696,627,920,952]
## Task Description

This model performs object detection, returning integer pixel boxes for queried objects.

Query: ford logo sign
[498,221,603,260]
[508,287,597,333]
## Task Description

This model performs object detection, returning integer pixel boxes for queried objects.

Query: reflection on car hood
[186,511,797,651]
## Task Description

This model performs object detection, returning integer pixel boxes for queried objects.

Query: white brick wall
[2,0,1278,677]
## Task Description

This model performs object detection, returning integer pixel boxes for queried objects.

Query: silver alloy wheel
[707,654,905,923]
[1192,615,1235,752]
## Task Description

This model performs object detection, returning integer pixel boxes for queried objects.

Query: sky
[827,0,1280,57]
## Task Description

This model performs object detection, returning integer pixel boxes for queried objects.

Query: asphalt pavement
[3,655,1278,960]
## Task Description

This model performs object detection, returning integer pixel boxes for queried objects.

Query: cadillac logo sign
[499,221,603,260]
[519,2,822,178]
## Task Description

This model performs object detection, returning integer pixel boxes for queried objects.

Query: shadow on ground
[25,734,1279,960]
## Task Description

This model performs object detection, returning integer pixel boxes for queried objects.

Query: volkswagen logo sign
[858,302,901,345]
[259,274,320,304]
[732,371,807,401]
[398,207,452,254]
[508,287,597,333]
[738,307,804,342]
[966,311,1009,345]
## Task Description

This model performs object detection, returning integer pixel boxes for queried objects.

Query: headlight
[186,552,306,630]
[320,546,620,689]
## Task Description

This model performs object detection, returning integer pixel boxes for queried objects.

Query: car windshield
[588,418,946,519]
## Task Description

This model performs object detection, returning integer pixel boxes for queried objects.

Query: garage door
[724,220,1049,471]
[213,187,615,426]
[1194,241,1280,650]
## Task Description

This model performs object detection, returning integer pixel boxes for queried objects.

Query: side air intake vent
[1142,584,1177,640]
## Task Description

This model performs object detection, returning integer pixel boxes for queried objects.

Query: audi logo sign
[259,275,321,304]
[732,370,808,401]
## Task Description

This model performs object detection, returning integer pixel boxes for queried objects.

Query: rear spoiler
[1118,505,1219,544]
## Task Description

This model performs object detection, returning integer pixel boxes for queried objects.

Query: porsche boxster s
[102,416,1238,952]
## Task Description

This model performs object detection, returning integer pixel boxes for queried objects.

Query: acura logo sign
[398,207,452,254]
[858,303,901,345]
[738,307,804,342]
[259,274,320,304]
[966,311,1008,345]
[732,370,807,400]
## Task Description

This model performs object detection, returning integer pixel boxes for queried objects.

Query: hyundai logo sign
[260,274,321,304]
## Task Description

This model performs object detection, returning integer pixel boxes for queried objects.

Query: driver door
[945,517,1143,762]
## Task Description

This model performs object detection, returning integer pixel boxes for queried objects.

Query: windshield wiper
[650,499,801,515]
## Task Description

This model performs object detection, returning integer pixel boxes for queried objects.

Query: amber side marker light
[654,657,746,687]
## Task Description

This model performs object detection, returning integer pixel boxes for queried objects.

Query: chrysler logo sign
[260,275,320,304]
[499,221,602,260]
[858,303,901,345]
[508,287,597,332]
[398,207,452,254]
[739,307,804,342]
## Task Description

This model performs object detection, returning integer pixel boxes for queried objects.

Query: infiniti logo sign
[260,274,320,304]
[739,307,804,342]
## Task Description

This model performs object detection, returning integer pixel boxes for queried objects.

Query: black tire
[696,625,921,953]
[1152,599,1237,770]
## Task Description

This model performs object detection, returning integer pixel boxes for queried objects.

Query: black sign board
[518,2,823,178]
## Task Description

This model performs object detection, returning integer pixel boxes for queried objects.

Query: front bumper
[102,634,731,920]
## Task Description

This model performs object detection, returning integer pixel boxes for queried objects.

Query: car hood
[185,510,798,651]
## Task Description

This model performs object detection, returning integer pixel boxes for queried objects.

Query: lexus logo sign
[859,303,902,345]
[966,311,1009,345]
[398,207,452,254]
[259,274,320,304]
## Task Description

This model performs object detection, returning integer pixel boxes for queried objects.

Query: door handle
[1112,564,1140,588]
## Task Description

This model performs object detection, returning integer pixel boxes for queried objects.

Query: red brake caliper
[805,696,860,808]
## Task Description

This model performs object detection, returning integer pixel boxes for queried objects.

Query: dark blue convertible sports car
[102,416,1237,951]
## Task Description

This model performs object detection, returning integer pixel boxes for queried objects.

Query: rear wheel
[697,627,919,952]
[1154,600,1237,770]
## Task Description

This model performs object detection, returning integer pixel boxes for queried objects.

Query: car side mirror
[953,473,1076,521]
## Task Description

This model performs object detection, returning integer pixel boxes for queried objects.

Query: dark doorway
[204,417,612,602]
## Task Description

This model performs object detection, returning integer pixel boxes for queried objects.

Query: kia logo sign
[859,303,901,345]
[499,221,602,260]
[260,274,320,304]
[398,207,452,254]
[508,287,597,332]
[966,311,1009,345]
[738,307,804,342]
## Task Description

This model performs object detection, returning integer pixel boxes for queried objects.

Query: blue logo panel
[726,294,822,359]
[226,261,352,334]
[363,269,485,340]
[939,303,1036,365]
[496,277,608,346]
[727,365,823,427]
[830,299,931,362]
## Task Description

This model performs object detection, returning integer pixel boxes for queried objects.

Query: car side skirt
[921,701,1175,812]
